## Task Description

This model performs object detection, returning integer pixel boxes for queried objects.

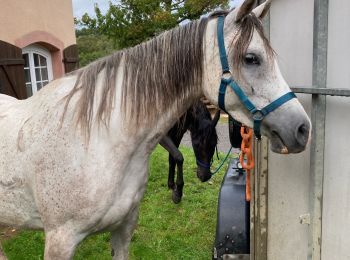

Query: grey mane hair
[121,19,208,129]
[63,52,122,135]
[63,17,209,136]
[62,9,273,137]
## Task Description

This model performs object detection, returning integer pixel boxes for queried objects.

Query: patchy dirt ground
[0,225,17,260]
[0,225,17,241]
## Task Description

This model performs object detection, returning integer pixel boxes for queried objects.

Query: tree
[76,28,116,67]
[78,0,229,49]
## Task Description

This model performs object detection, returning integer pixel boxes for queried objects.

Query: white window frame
[22,44,53,95]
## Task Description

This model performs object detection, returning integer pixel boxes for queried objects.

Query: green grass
[1,145,237,260]
[218,115,228,124]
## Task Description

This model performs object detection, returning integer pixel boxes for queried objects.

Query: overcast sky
[72,0,110,18]
[72,0,241,19]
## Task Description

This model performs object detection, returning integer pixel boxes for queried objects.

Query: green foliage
[78,0,229,49]
[76,32,116,67]
[1,144,237,259]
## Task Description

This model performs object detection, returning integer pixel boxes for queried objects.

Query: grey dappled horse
[0,1,310,259]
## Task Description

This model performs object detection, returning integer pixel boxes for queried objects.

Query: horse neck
[110,90,199,150]
[84,19,212,146]
[187,102,211,133]
[179,108,195,134]
[168,102,207,140]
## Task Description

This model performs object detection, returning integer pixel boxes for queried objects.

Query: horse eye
[244,53,260,66]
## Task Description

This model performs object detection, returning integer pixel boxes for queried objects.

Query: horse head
[190,109,220,182]
[203,0,311,154]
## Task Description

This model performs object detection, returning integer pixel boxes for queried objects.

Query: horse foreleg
[159,136,177,190]
[110,206,139,260]
[168,155,176,190]
[44,226,85,260]
[173,156,184,204]
[159,136,184,203]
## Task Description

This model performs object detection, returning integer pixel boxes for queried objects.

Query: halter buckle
[252,110,264,121]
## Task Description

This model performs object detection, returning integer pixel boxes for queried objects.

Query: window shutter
[0,40,27,99]
[63,44,79,73]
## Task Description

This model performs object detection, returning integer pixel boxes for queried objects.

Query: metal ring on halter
[252,110,265,121]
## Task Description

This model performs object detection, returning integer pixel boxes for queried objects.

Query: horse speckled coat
[0,1,311,259]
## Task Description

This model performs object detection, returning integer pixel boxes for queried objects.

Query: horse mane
[63,17,209,136]
[63,10,273,136]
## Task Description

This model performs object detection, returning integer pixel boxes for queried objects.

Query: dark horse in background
[160,101,220,203]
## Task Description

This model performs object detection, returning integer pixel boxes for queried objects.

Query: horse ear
[211,110,221,127]
[230,0,256,22]
[252,0,272,19]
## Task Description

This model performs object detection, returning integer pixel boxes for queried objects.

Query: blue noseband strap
[216,15,296,140]
[196,159,211,170]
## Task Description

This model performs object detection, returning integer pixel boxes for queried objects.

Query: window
[22,45,53,97]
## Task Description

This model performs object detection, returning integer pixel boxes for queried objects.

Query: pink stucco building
[0,0,78,99]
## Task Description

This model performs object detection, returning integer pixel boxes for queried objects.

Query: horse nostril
[298,124,307,135]
[295,122,310,146]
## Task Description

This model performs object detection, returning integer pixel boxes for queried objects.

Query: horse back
[0,94,43,228]
[0,78,77,229]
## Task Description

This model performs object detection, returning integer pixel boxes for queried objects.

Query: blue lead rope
[211,146,233,176]
[196,146,234,176]
[216,15,297,140]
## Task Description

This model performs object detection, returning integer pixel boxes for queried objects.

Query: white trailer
[251,0,350,259]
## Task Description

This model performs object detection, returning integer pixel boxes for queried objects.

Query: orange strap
[240,126,254,202]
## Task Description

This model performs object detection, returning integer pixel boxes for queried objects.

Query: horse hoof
[172,191,182,204]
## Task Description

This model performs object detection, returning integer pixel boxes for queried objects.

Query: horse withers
[0,1,311,259]
[160,101,220,203]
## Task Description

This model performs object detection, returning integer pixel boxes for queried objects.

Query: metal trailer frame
[252,0,350,260]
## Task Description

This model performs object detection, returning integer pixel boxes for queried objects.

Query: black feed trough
[213,116,250,260]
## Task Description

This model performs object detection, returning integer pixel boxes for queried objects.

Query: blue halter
[216,15,296,140]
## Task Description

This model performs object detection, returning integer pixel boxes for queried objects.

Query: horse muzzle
[266,110,311,154]
[196,166,212,182]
